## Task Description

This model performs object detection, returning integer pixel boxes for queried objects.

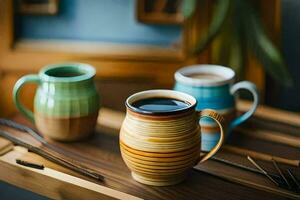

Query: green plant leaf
[228,33,244,78]
[241,1,293,87]
[209,0,246,79]
[181,0,197,19]
[193,0,231,54]
[215,19,245,79]
[228,1,247,79]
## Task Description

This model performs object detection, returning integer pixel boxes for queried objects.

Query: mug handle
[229,81,259,131]
[13,74,40,123]
[197,109,225,163]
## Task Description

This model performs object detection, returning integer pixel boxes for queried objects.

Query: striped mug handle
[197,109,226,163]
[229,81,259,132]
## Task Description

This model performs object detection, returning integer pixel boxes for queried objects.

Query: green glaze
[13,63,100,122]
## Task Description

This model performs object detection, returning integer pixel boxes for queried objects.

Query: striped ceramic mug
[13,63,100,142]
[174,65,259,151]
[120,90,225,186]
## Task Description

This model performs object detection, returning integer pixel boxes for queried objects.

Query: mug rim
[39,62,96,82]
[126,89,197,115]
[175,64,235,86]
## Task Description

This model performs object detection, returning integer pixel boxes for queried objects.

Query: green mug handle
[13,74,41,123]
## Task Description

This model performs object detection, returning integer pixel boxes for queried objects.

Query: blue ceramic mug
[174,64,259,151]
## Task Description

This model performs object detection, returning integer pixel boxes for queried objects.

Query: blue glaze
[201,131,221,152]
[201,132,220,141]
[174,83,235,111]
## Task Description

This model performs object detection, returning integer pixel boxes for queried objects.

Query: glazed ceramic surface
[120,90,225,186]
[174,64,259,151]
[13,63,100,141]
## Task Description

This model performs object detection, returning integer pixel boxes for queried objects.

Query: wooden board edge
[13,39,185,62]
[0,146,142,200]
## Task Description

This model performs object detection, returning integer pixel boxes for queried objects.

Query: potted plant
[182,0,293,86]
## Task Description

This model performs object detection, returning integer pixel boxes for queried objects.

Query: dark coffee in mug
[131,97,190,112]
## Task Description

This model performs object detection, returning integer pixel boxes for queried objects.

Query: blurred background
[0,0,299,199]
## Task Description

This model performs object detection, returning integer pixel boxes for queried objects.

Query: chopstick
[0,129,104,181]
[247,156,279,186]
[16,159,45,170]
[287,169,300,190]
[208,155,281,179]
[272,159,291,189]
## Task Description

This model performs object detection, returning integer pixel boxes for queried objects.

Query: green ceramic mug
[13,63,100,142]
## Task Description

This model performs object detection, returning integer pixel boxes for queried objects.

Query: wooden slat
[237,128,300,149]
[237,100,300,127]
[98,108,125,131]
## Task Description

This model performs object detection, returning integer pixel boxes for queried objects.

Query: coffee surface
[188,73,225,81]
[131,97,190,112]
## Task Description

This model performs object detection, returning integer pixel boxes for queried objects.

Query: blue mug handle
[228,81,259,132]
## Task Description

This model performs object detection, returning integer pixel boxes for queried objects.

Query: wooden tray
[0,101,299,199]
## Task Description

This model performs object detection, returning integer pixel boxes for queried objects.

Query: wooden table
[0,101,299,200]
